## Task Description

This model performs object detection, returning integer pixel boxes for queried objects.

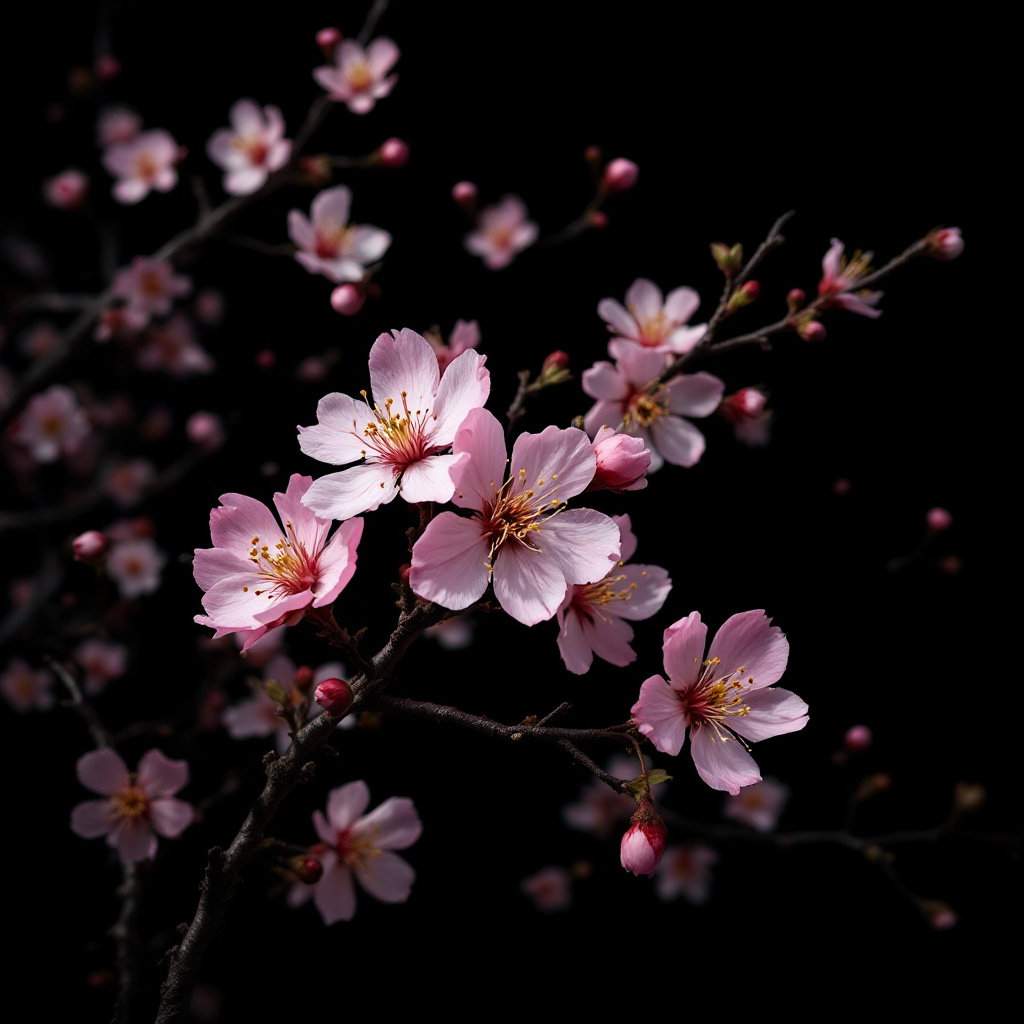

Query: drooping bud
[315,677,354,718]
[786,287,806,313]
[727,279,760,311]
[601,158,639,193]
[926,507,953,532]
[290,855,324,885]
[588,426,650,492]
[73,530,110,564]
[330,283,365,316]
[377,138,410,168]
[923,227,963,261]
[588,210,609,229]
[711,242,743,275]
[620,794,667,877]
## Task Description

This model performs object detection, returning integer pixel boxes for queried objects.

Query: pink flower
[194,474,363,651]
[314,37,400,114]
[107,536,166,599]
[588,425,650,492]
[817,238,883,317]
[723,777,790,832]
[70,748,193,863]
[520,866,573,912]
[135,314,214,377]
[43,169,89,210]
[0,657,55,713]
[556,514,671,674]
[597,278,705,354]
[102,129,179,205]
[582,344,724,470]
[298,780,422,924]
[12,384,90,463]
[287,185,391,283]
[464,195,538,270]
[654,843,717,904]
[206,99,291,195]
[410,408,621,626]
[97,106,141,146]
[111,257,192,322]
[298,329,490,521]
[620,795,667,876]
[720,387,772,446]
[74,639,127,696]
[426,319,480,375]
[631,610,808,794]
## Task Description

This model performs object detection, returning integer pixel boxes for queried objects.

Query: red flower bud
[602,158,639,193]
[315,677,354,718]
[73,530,110,564]
[620,796,667,876]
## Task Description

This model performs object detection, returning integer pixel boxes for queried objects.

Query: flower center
[632,308,669,346]
[821,249,874,297]
[246,522,318,598]
[133,153,158,183]
[346,61,374,92]
[335,826,381,869]
[234,134,269,166]
[314,220,354,260]
[356,390,435,470]
[678,657,756,733]
[113,784,150,822]
[479,467,564,569]
[626,388,668,429]
[570,570,634,622]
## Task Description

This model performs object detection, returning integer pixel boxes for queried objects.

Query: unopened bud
[923,227,963,261]
[589,426,650,493]
[919,899,957,930]
[315,677,354,718]
[377,138,410,168]
[719,387,767,425]
[316,27,342,54]
[798,319,827,343]
[588,210,609,229]
[601,158,639,193]
[451,181,478,208]
[73,530,110,564]
[727,280,759,311]
[926,507,953,532]
[711,242,743,275]
[620,795,666,876]
[844,724,873,754]
[290,855,324,885]
[330,284,365,316]
[786,287,806,313]
[185,411,224,451]
[294,665,315,692]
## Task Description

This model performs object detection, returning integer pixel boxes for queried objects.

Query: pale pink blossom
[206,99,291,195]
[74,639,128,696]
[556,515,671,674]
[43,169,89,210]
[12,384,90,463]
[314,37,400,114]
[111,257,192,321]
[103,458,156,506]
[423,614,476,650]
[102,129,179,204]
[288,185,391,283]
[194,474,363,651]
[654,843,717,904]
[97,106,142,146]
[582,344,724,470]
[587,425,650,493]
[135,314,214,376]
[107,537,166,599]
[426,319,480,375]
[563,754,638,839]
[299,329,489,521]
[0,657,56,712]
[520,866,573,912]
[817,238,883,317]
[464,195,538,270]
[70,748,193,863]
[598,278,705,354]
[632,610,808,794]
[410,408,620,626]
[293,780,421,924]
[723,777,790,832]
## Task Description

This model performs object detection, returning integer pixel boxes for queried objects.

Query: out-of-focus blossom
[194,474,363,651]
[314,38,400,114]
[719,387,772,446]
[602,157,639,192]
[103,459,156,507]
[12,384,90,463]
[654,843,717,904]
[563,754,638,839]
[0,657,56,712]
[926,507,953,532]
[290,780,421,924]
[583,344,724,470]
[329,283,365,316]
[206,99,291,195]
[464,195,538,270]
[426,319,480,375]
[19,321,60,358]
[73,530,110,564]
[70,748,192,863]
[193,288,225,325]
[556,515,671,674]
[74,639,128,696]
[520,866,573,912]
[377,137,409,167]
[410,408,620,627]
[723,777,790,832]
[817,238,883,318]
[924,227,963,261]
[299,329,489,521]
[112,257,192,322]
[288,185,391,283]
[423,614,476,650]
[94,306,148,343]
[107,537,166,599]
[587,425,650,492]
[451,181,477,207]
[598,278,705,355]
[97,106,141,146]
[186,411,225,451]
[102,129,179,205]
[44,169,89,210]
[632,610,808,794]
[136,314,214,376]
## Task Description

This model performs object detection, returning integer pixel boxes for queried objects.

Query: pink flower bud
[919,900,957,930]
[315,677,354,718]
[924,227,963,261]
[786,287,807,313]
[73,530,110,564]
[377,138,410,167]
[290,855,324,884]
[294,665,315,691]
[451,181,478,206]
[589,427,650,492]
[602,158,639,192]
[843,724,873,753]
[185,411,224,451]
[588,210,609,229]
[541,350,570,375]
[727,279,759,310]
[94,55,121,81]
[926,507,953,531]
[316,27,342,50]
[799,319,827,343]
[720,388,768,424]
[620,799,667,877]
[330,283,365,316]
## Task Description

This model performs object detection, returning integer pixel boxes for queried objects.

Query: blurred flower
[102,129,179,204]
[654,843,717,904]
[314,38,400,114]
[597,278,705,355]
[723,777,790,832]
[464,195,538,270]
[107,536,166,599]
[74,639,128,696]
[817,238,882,318]
[0,657,56,712]
[12,384,90,463]
[206,99,291,195]
[520,866,572,911]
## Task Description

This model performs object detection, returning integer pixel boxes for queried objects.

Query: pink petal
[661,611,707,687]
[707,610,789,689]
[409,513,490,611]
[649,415,706,468]
[149,797,194,839]
[430,349,490,444]
[540,510,621,587]
[368,329,439,413]
[136,749,188,797]
[287,210,316,251]
[71,798,116,838]
[556,602,597,674]
[728,688,808,742]
[314,863,357,923]
[313,517,364,607]
[581,361,629,401]
[398,453,462,504]
[613,563,672,621]
[632,675,688,756]
[597,298,638,339]
[508,425,597,501]
[624,278,662,320]
[665,372,725,418]
[690,726,761,794]
[326,780,371,831]
[76,748,130,795]
[310,185,352,230]
[116,818,158,863]
[353,850,414,904]
[366,37,400,76]
[302,463,398,521]
[493,541,569,626]
[297,390,374,466]
[356,796,422,849]
[663,286,700,325]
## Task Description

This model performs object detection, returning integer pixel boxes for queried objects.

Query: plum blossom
[620,795,667,876]
[194,474,363,651]
[70,748,193,863]
[207,99,291,195]
[723,777,790,832]
[97,106,141,146]
[654,843,717,904]
[111,257,192,322]
[107,536,166,599]
[291,780,421,924]
[43,169,89,210]
[299,329,490,521]
[12,384,90,463]
[582,344,724,470]
[314,38,400,114]
[597,278,706,355]
[0,657,56,712]
[588,426,651,492]
[74,639,128,696]
[464,195,538,269]
[102,129,179,204]
[563,754,638,839]
[288,185,391,283]
[520,866,573,912]
[556,515,671,674]
[410,408,620,626]
[817,238,883,317]
[135,314,214,376]
[632,611,808,794]
[426,319,480,375]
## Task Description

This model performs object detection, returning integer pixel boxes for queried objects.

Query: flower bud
[537,350,571,386]
[711,242,743,275]
[924,227,963,261]
[451,181,478,208]
[926,507,953,532]
[602,158,639,192]
[316,27,342,54]
[719,387,767,425]
[588,210,609,229]
[377,138,410,168]
[73,530,110,564]
[330,284,365,316]
[294,665,315,692]
[185,411,224,451]
[786,287,807,313]
[290,855,324,885]
[798,319,827,343]
[315,677,354,718]
[843,724,873,753]
[727,280,759,311]
[620,796,667,877]
[589,427,650,492]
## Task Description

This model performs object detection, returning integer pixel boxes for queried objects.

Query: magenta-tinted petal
[410,513,490,611]
[448,408,507,511]
[149,797,194,839]
[314,517,363,607]
[136,749,188,798]
[356,796,422,849]
[326,780,371,831]
[399,454,460,504]
[207,493,282,552]
[624,278,663,320]
[661,611,707,686]
[708,610,789,689]
[71,798,116,838]
[349,225,392,263]
[509,425,597,501]
[632,675,688,756]
[541,510,620,587]
[430,349,490,444]
[581,361,629,401]
[77,748,130,795]
[729,688,808,741]
[556,603,596,674]
[366,37,400,75]
[117,819,158,863]
[314,863,357,923]
[354,850,415,904]
[297,390,373,466]
[583,612,636,667]
[663,285,700,325]
[368,329,439,411]
[690,726,761,795]
[614,563,672,621]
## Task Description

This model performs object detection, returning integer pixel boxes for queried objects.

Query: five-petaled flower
[631,610,808,794]
[102,128,179,205]
[313,38,400,115]
[597,278,706,355]
[193,473,363,650]
[409,408,620,626]
[70,748,193,863]
[464,195,538,270]
[817,238,883,318]
[206,99,292,196]
[298,329,490,521]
